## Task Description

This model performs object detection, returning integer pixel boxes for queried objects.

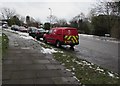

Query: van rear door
[64,29,78,35]
[63,29,79,44]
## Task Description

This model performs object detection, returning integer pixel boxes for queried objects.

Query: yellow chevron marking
[71,38,75,43]
[64,35,79,43]
[67,36,71,40]
[73,36,78,43]
[65,36,68,39]
[76,36,79,38]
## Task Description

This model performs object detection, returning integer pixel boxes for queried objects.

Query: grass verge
[53,51,119,85]
[1,33,9,57]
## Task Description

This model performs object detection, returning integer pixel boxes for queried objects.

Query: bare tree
[70,12,85,23]
[56,18,68,26]
[47,15,58,24]
[0,7,16,20]
[89,0,119,16]
[35,18,41,24]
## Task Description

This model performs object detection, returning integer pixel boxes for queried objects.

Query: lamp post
[49,8,52,28]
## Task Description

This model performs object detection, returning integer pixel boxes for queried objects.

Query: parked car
[2,24,8,28]
[35,28,46,40]
[28,27,37,38]
[11,25,19,31]
[19,26,28,32]
[43,27,79,49]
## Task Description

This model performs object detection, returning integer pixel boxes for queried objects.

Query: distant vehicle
[19,26,28,32]
[11,25,19,31]
[2,24,8,28]
[28,27,37,38]
[43,27,79,49]
[34,28,46,40]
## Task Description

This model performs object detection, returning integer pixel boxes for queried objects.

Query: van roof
[52,27,77,30]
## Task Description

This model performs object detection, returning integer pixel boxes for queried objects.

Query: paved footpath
[2,31,80,85]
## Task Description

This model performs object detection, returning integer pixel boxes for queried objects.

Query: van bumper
[61,41,79,45]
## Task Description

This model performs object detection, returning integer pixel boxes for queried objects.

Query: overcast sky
[0,0,98,23]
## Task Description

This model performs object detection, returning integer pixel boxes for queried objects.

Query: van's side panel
[44,27,79,46]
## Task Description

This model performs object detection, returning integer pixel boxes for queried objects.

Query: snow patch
[108,72,115,78]
[73,76,80,82]
[66,69,71,72]
[75,61,82,65]
[66,60,70,63]
[41,47,57,54]
[79,34,93,37]
[96,67,104,72]
[40,38,43,41]
[17,31,29,36]
[20,35,34,40]
[5,29,16,33]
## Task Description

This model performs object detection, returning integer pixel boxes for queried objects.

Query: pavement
[2,31,80,85]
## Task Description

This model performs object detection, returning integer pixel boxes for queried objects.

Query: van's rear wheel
[70,45,74,50]
[56,41,61,48]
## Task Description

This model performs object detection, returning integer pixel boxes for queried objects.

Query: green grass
[0,33,9,58]
[53,52,119,85]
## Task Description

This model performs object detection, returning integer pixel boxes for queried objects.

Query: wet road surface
[75,35,119,73]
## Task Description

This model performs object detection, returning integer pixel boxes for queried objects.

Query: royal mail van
[43,27,79,48]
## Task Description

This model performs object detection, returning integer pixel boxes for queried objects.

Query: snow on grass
[108,72,115,78]
[66,69,71,72]
[16,31,29,36]
[96,67,104,72]
[5,29,34,40]
[75,61,82,65]
[4,29,29,36]
[41,47,58,54]
[58,51,64,53]
[73,76,80,82]
[20,35,34,40]
[4,29,17,33]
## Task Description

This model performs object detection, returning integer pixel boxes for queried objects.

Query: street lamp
[49,8,52,28]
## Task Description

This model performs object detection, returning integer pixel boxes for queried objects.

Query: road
[75,35,119,73]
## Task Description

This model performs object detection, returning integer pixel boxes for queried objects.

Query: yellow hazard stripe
[71,38,75,43]
[64,35,79,43]
[76,36,79,38]
[67,36,71,40]
[73,36,78,43]
[65,36,68,39]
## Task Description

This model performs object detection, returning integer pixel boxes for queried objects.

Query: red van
[43,27,79,48]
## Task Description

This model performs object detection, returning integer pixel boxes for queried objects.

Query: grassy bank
[53,51,119,85]
[1,33,9,57]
